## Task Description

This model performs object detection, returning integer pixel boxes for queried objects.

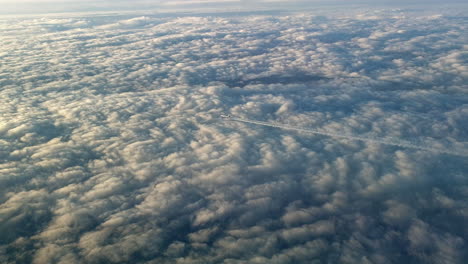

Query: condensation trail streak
[224,116,468,157]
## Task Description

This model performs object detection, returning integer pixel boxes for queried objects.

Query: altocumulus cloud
[0,6,468,264]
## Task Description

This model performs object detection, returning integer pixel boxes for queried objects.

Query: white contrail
[222,116,468,157]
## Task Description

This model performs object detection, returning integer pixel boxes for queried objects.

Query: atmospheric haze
[0,1,468,264]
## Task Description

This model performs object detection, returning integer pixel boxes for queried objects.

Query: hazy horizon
[1,0,467,15]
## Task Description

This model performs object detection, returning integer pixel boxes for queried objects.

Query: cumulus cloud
[0,5,467,264]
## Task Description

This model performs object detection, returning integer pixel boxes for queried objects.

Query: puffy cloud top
[0,6,467,264]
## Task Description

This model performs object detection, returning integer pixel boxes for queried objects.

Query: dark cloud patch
[223,73,328,88]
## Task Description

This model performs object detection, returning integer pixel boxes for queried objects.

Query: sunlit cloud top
[0,3,467,263]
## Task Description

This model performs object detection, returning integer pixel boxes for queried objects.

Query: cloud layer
[1,7,467,264]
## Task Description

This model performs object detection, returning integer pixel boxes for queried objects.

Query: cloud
[0,6,467,264]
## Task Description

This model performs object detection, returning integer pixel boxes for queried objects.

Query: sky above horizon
[1,0,467,15]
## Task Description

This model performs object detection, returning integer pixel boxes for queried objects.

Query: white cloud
[0,6,467,264]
